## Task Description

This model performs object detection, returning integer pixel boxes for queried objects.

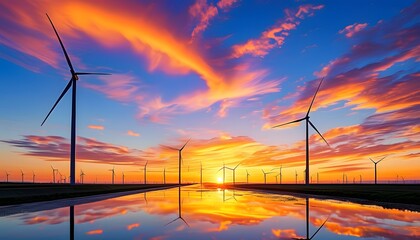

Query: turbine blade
[310,216,329,240]
[180,138,191,151]
[369,158,375,164]
[217,167,223,172]
[262,169,265,174]
[41,79,72,126]
[272,118,305,128]
[307,77,324,116]
[75,72,111,75]
[179,217,190,227]
[234,162,241,169]
[46,14,75,73]
[164,218,179,226]
[377,156,387,163]
[309,120,330,147]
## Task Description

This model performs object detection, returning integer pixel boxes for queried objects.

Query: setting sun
[217,177,223,184]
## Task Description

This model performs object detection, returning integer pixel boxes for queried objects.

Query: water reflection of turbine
[70,205,74,240]
[293,198,329,240]
[165,187,189,227]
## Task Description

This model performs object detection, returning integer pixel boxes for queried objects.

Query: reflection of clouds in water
[6,186,420,239]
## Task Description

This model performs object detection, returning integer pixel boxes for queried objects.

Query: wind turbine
[32,171,35,183]
[271,165,283,184]
[80,169,85,184]
[272,78,330,185]
[262,169,272,184]
[295,170,298,184]
[41,14,111,185]
[142,161,148,184]
[165,187,189,227]
[317,172,319,184]
[109,167,115,184]
[20,169,24,183]
[163,168,166,184]
[166,139,190,185]
[369,156,386,184]
[231,162,241,185]
[5,171,10,183]
[58,171,63,183]
[275,174,280,184]
[51,165,58,183]
[218,163,232,184]
[122,171,125,184]
[246,170,250,184]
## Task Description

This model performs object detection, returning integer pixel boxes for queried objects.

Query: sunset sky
[0,0,418,184]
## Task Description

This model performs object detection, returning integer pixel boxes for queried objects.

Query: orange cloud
[231,4,323,58]
[127,130,140,137]
[88,125,104,130]
[339,23,368,38]
[86,229,103,235]
[189,0,219,40]
[127,223,140,230]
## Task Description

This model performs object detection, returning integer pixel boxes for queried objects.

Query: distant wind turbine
[231,162,241,185]
[272,78,330,185]
[51,165,58,183]
[32,171,35,183]
[142,161,148,184]
[5,171,10,183]
[80,169,85,184]
[20,169,24,183]
[262,169,272,184]
[271,165,283,184]
[41,14,111,185]
[218,163,232,184]
[246,170,250,184]
[163,168,166,184]
[109,167,115,184]
[369,156,386,184]
[295,170,298,184]
[275,174,280,184]
[122,171,125,184]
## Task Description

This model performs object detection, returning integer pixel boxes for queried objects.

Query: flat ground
[0,183,181,206]
[231,184,420,206]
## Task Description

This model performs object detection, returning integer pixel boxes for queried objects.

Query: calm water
[0,185,419,239]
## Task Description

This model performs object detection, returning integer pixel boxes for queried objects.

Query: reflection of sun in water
[217,177,223,183]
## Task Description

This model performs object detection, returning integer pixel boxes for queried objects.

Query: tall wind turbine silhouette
[51,165,58,183]
[41,14,110,185]
[5,171,10,183]
[369,156,386,184]
[246,170,250,184]
[32,171,35,183]
[272,78,329,185]
[20,169,24,183]
[109,167,115,184]
[122,171,125,184]
[166,139,190,185]
[262,169,272,184]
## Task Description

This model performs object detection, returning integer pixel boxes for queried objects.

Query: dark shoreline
[0,183,183,206]
[229,183,420,210]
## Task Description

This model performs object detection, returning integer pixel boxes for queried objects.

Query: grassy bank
[231,184,420,206]
[0,183,181,206]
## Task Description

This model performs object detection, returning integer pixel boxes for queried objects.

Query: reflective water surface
[0,185,419,239]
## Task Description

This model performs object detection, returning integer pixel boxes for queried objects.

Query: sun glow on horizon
[217,177,223,184]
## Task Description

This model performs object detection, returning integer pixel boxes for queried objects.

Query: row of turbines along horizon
[1,14,412,186]
[2,156,409,185]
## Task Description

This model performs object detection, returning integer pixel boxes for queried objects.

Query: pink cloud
[339,23,368,38]
[127,130,140,137]
[231,4,323,58]
[86,229,103,235]
[189,0,219,40]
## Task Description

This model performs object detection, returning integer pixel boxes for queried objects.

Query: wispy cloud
[88,125,104,130]
[339,23,368,38]
[127,130,140,137]
[231,4,323,58]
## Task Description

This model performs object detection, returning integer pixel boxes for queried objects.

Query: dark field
[231,184,420,206]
